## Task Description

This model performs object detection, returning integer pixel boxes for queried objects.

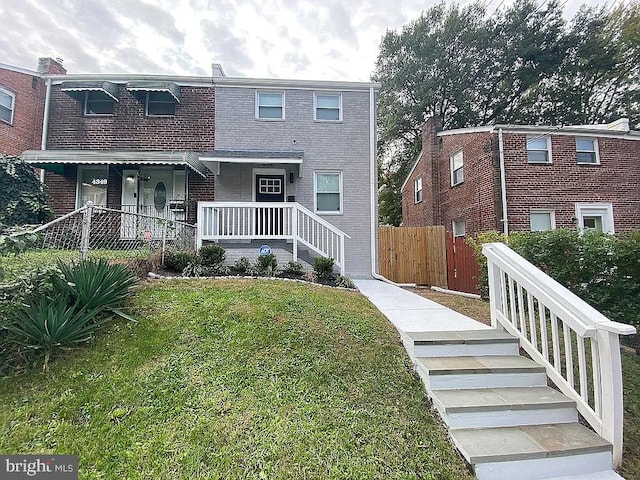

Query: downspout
[39,78,52,184]
[498,128,509,236]
[369,87,398,285]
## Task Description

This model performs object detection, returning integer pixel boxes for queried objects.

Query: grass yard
[407,287,640,480]
[0,279,473,480]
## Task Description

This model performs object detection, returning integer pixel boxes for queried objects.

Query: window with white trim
[314,172,342,213]
[77,166,108,208]
[453,219,466,237]
[257,91,284,119]
[576,138,599,164]
[258,177,282,194]
[414,177,423,204]
[0,87,15,124]
[575,203,614,234]
[530,210,556,231]
[314,93,341,121]
[526,136,551,163]
[146,91,175,116]
[450,150,463,186]
[84,91,115,115]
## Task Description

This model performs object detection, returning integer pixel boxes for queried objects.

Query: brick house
[402,117,640,237]
[0,58,66,156]
[16,62,379,277]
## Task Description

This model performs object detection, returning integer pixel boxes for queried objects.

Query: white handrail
[483,242,635,468]
[197,202,349,275]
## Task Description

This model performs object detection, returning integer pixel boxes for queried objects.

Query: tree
[0,155,52,228]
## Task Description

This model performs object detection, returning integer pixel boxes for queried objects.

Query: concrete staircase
[404,329,624,480]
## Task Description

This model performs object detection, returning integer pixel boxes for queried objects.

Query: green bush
[255,254,278,276]
[0,155,52,226]
[313,257,335,281]
[232,257,252,275]
[164,251,197,272]
[280,261,304,277]
[198,245,226,267]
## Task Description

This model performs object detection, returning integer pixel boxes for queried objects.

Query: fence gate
[378,226,447,286]
[446,232,480,294]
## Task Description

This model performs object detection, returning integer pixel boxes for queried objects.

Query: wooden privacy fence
[378,226,447,286]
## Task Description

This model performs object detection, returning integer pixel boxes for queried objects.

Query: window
[77,166,108,208]
[450,150,463,186]
[414,177,423,204]
[84,91,114,115]
[256,91,284,119]
[146,91,175,116]
[453,219,466,237]
[315,172,342,214]
[314,93,341,121]
[530,210,556,231]
[526,136,551,163]
[575,203,614,234]
[0,87,15,124]
[576,138,599,164]
[258,177,282,195]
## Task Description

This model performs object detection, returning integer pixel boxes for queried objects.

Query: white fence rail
[197,202,350,275]
[483,242,635,467]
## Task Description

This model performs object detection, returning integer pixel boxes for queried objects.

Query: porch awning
[60,81,119,101]
[126,81,180,102]
[21,150,208,177]
[199,149,304,165]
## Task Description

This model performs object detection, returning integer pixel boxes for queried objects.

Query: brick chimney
[37,57,67,75]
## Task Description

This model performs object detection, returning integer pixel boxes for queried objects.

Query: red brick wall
[44,167,77,215]
[503,134,640,233]
[46,85,215,151]
[187,171,216,223]
[0,67,45,155]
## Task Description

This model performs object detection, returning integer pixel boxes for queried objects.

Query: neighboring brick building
[0,58,65,155]
[402,117,640,236]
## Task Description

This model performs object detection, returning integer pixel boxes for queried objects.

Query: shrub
[313,257,335,281]
[0,155,52,226]
[232,257,252,275]
[198,245,226,267]
[280,261,304,277]
[255,254,278,276]
[335,276,356,289]
[164,250,197,272]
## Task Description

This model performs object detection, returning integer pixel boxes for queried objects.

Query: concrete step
[416,355,547,390]
[405,329,520,358]
[546,471,624,480]
[430,386,578,429]
[450,423,613,480]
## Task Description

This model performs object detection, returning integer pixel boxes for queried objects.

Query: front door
[255,174,285,235]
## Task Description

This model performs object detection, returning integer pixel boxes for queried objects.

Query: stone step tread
[417,355,545,375]
[407,329,519,345]
[451,423,612,464]
[432,386,576,413]
[546,470,624,479]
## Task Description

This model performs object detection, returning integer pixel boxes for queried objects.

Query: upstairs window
[576,138,599,164]
[146,91,176,116]
[527,136,551,163]
[84,91,115,115]
[314,93,341,121]
[450,150,464,186]
[414,177,423,203]
[0,87,15,124]
[257,91,284,119]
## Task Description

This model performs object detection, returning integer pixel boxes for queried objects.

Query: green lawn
[0,279,473,480]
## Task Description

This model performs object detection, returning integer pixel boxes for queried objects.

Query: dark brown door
[255,174,285,235]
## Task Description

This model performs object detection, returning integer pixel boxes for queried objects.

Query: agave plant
[5,295,108,366]
[56,258,138,321]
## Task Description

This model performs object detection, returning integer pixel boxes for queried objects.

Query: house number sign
[91,178,107,185]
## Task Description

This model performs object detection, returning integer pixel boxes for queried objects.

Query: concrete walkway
[354,279,488,334]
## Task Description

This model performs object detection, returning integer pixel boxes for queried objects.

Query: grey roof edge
[202,149,305,159]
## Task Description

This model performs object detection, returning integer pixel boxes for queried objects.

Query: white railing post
[292,203,298,262]
[80,201,93,260]
[598,328,625,467]
[196,202,203,250]
[486,256,502,330]
[339,235,345,276]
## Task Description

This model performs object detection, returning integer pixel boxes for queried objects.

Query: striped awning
[126,81,180,102]
[21,150,207,177]
[60,81,119,101]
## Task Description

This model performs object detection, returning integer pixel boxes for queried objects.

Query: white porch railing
[483,242,636,467]
[197,202,350,275]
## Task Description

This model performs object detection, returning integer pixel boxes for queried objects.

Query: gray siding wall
[214,87,373,278]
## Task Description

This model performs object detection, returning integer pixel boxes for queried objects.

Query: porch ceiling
[199,149,304,174]
[20,150,208,177]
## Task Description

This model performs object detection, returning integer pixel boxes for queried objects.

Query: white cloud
[2,0,612,81]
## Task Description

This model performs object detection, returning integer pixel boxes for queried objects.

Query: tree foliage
[0,155,52,228]
[374,1,640,225]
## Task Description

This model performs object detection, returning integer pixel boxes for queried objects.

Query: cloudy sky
[1,0,613,81]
